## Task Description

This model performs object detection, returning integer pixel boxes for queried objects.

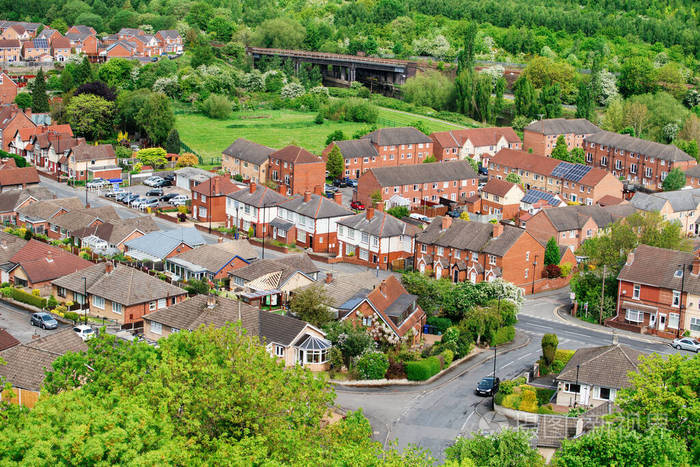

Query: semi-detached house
[221,138,274,183]
[268,145,325,196]
[430,127,522,164]
[629,188,700,236]
[225,181,288,237]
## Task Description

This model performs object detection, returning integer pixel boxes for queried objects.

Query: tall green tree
[455,69,475,116]
[13,93,31,110]
[136,147,168,168]
[65,94,114,140]
[493,76,506,123]
[541,333,558,365]
[30,68,49,112]
[550,135,569,161]
[456,21,477,73]
[326,145,344,180]
[289,284,334,327]
[60,68,74,93]
[73,56,94,86]
[619,56,657,97]
[513,75,536,118]
[575,81,594,120]
[662,168,686,191]
[539,83,562,119]
[474,73,492,123]
[165,128,181,154]
[136,92,174,146]
[544,237,560,265]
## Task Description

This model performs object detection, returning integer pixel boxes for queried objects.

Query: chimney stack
[313,185,323,196]
[206,295,217,309]
[692,252,700,275]
[366,206,374,220]
[325,272,333,284]
[212,177,219,195]
[492,221,504,238]
[304,190,311,203]
[441,215,452,231]
[249,181,256,194]
[333,191,342,205]
[105,262,114,274]
[626,251,635,266]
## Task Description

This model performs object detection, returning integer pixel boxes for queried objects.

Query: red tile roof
[16,124,73,141]
[10,239,93,284]
[51,36,71,49]
[270,145,320,164]
[431,127,521,149]
[0,167,39,187]
[492,148,560,174]
[482,178,521,197]
[0,39,20,48]
[191,175,241,197]
[0,328,20,351]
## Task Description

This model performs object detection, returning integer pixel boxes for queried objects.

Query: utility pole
[491,345,497,410]
[599,265,606,325]
[678,263,687,338]
[208,177,212,234]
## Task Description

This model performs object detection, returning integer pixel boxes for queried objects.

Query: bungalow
[73,216,159,253]
[0,166,39,192]
[53,262,187,328]
[0,329,87,407]
[165,241,258,282]
[123,227,205,262]
[221,138,274,183]
[225,181,288,237]
[0,184,53,227]
[294,270,383,319]
[0,231,27,283]
[46,205,120,240]
[143,294,331,370]
[16,197,84,234]
[191,175,242,223]
[555,344,642,408]
[8,239,92,295]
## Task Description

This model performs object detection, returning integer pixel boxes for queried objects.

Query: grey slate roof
[333,139,378,159]
[296,271,383,309]
[631,188,700,213]
[226,184,288,208]
[524,118,601,135]
[222,138,275,166]
[52,262,110,292]
[49,206,120,232]
[144,294,316,346]
[618,244,700,294]
[417,217,528,256]
[585,130,694,162]
[270,217,294,230]
[86,264,186,306]
[0,186,55,214]
[368,160,477,187]
[124,228,205,259]
[557,344,643,389]
[542,204,636,231]
[72,216,159,246]
[17,197,84,221]
[685,165,700,178]
[168,243,256,274]
[362,127,432,146]
[280,193,353,219]
[230,253,319,285]
[337,210,413,238]
[0,232,27,265]
[629,192,670,212]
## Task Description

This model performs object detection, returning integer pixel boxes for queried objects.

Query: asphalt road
[334,288,681,460]
[0,301,70,343]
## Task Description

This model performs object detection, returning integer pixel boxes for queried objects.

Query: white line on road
[460,409,476,434]
[516,352,534,361]
[500,361,514,369]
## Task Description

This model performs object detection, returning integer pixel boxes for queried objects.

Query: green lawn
[175,108,464,165]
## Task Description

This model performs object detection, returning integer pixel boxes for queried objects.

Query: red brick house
[22,39,50,61]
[415,216,544,290]
[9,124,73,160]
[51,36,72,62]
[16,197,84,234]
[322,139,377,180]
[268,145,325,196]
[610,245,700,339]
[103,41,137,59]
[523,118,601,157]
[191,175,241,223]
[156,30,183,53]
[685,165,700,189]
[583,130,697,191]
[0,166,39,192]
[480,178,524,219]
[341,275,426,345]
[489,149,623,204]
[273,191,353,254]
[225,181,289,237]
[356,160,478,208]
[0,72,17,105]
[430,127,521,165]
[0,105,35,152]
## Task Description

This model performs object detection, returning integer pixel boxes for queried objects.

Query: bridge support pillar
[349,64,356,82]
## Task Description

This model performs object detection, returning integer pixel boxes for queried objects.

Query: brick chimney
[626,251,635,266]
[211,177,219,195]
[304,190,311,203]
[313,185,323,196]
[206,295,217,309]
[692,253,700,275]
[249,181,256,194]
[374,201,384,212]
[325,272,333,284]
[492,221,504,238]
[333,191,342,205]
[366,206,375,220]
[105,262,114,274]
[441,215,452,231]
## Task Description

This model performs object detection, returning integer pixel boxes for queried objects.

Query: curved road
[334,289,678,460]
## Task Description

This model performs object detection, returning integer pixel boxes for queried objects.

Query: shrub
[455,333,473,359]
[501,393,521,410]
[492,326,515,346]
[63,311,80,322]
[320,98,378,123]
[32,289,41,297]
[405,356,441,381]
[555,349,575,364]
[441,349,454,367]
[559,262,573,277]
[200,94,232,119]
[280,82,305,99]
[537,405,556,415]
[543,264,561,278]
[535,388,556,406]
[355,351,389,380]
[314,113,324,124]
[541,333,559,366]
[494,391,505,406]
[47,295,58,309]
[519,388,538,413]
[550,360,566,373]
[385,358,406,379]
[328,346,343,370]
[6,288,48,308]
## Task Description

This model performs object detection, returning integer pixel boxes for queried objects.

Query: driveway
[0,301,70,343]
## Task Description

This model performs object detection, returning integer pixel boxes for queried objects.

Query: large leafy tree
[575,80,594,120]
[456,20,477,73]
[289,284,334,327]
[550,135,569,161]
[13,93,31,110]
[619,57,657,97]
[136,147,168,168]
[97,58,135,90]
[30,68,49,112]
[326,145,344,180]
[137,92,174,146]
[662,167,686,192]
[513,75,536,118]
[65,94,115,141]
[539,83,562,119]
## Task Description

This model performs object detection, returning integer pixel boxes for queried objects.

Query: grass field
[175,108,467,165]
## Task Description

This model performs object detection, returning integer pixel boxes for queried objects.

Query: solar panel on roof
[551,161,591,182]
[522,189,557,205]
[32,38,48,48]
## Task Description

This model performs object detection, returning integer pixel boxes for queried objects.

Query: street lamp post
[82,276,87,325]
[531,255,538,295]
[677,263,689,338]
[491,345,497,410]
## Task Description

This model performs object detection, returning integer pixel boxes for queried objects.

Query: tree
[493,77,506,122]
[461,307,500,346]
[325,130,346,146]
[410,121,429,136]
[619,57,656,97]
[456,21,477,73]
[541,333,558,366]
[136,147,168,168]
[30,68,49,112]
[675,139,699,162]
[455,69,475,116]
[184,278,209,295]
[386,206,409,219]
[165,129,181,155]
[208,16,234,42]
[176,153,198,168]
[190,43,214,69]
[474,73,492,123]
[550,135,569,161]
[513,75,536,118]
[402,70,455,111]
[289,284,333,328]
[602,96,625,132]
[539,83,562,119]
[97,58,134,89]
[505,173,521,184]
[662,168,686,191]
[60,68,74,93]
[370,190,382,205]
[137,92,174,145]
[569,148,585,164]
[73,56,94,86]
[446,430,543,467]
[13,93,31,110]
[325,145,344,180]
[253,17,305,49]
[355,352,389,380]
[66,94,114,141]
[522,56,577,102]
[74,81,117,101]
[624,101,649,139]
[323,321,376,368]
[200,94,232,120]
[575,81,594,120]
[544,237,560,265]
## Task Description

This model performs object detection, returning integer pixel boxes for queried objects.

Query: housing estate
[123,227,205,261]
[430,127,521,164]
[221,138,274,183]
[479,178,525,219]
[523,118,601,157]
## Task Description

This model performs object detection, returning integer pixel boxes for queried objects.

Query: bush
[200,94,232,119]
[455,333,473,359]
[555,349,575,364]
[5,288,48,308]
[559,262,573,277]
[543,264,562,279]
[63,311,80,322]
[494,391,505,406]
[385,358,406,379]
[541,333,559,366]
[355,351,389,380]
[405,356,441,381]
[426,316,453,334]
[550,360,566,373]
[280,82,305,99]
[492,326,515,346]
[519,388,538,413]
[328,346,343,370]
[441,349,454,367]
[47,295,58,309]
[535,388,556,406]
[501,393,522,410]
[320,98,378,123]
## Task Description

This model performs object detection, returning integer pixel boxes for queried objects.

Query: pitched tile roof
[367,160,477,187]
[67,143,116,162]
[618,244,700,294]
[191,175,241,197]
[362,127,432,146]
[51,36,71,49]
[337,209,415,237]
[82,263,186,306]
[365,275,424,337]
[482,178,522,198]
[0,328,87,391]
[0,231,27,264]
[226,183,288,208]
[49,206,120,232]
[0,167,39,187]
[71,25,96,35]
[0,328,19,351]
[332,139,379,159]
[685,165,700,178]
[157,30,181,39]
[297,271,383,310]
[124,228,205,259]
[631,188,700,213]
[524,118,601,135]
[72,216,159,246]
[0,186,55,214]
[17,197,84,221]
[270,145,321,164]
[540,204,637,232]
[10,240,93,284]
[585,130,694,163]
[144,294,317,346]
[0,39,20,48]
[280,193,353,219]
[492,148,560,173]
[430,127,521,148]
[51,261,109,292]
[230,253,319,286]
[557,344,643,389]
[168,243,256,274]
[417,217,529,257]
[222,138,275,165]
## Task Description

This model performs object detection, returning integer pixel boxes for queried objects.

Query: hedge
[426,316,452,334]
[405,356,442,381]
[492,325,515,346]
[3,287,47,308]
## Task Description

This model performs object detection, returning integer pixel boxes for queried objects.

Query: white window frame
[93,296,105,309]
[625,309,643,323]
[151,321,162,335]
[632,284,640,299]
[112,302,122,315]
[149,300,157,311]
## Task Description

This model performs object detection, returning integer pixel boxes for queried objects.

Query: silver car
[672,337,700,352]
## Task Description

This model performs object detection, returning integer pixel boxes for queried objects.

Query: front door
[298,350,304,366]
[658,314,666,331]
[650,313,656,328]
[355,170,360,178]
[308,235,313,249]
[453,269,459,283]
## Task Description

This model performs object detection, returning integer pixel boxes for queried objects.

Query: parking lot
[0,302,69,344]
[97,176,190,211]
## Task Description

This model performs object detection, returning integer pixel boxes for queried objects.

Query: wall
[1,387,39,408]
[222,155,268,183]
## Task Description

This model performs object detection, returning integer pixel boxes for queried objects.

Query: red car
[350,200,365,210]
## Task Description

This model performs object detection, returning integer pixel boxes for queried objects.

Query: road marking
[460,409,476,434]
[500,361,514,369]
[516,352,534,361]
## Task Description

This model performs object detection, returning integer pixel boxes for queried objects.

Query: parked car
[87,178,108,189]
[409,213,430,223]
[478,166,488,176]
[130,196,146,208]
[105,187,124,198]
[73,324,95,341]
[448,209,464,218]
[350,200,365,210]
[346,178,358,188]
[162,174,175,181]
[672,337,700,352]
[116,192,132,202]
[324,184,338,193]
[154,178,172,187]
[160,193,178,202]
[139,198,160,209]
[30,312,58,330]
[146,188,164,197]
[170,195,189,206]
[143,177,163,187]
[475,376,500,396]
[332,178,348,188]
